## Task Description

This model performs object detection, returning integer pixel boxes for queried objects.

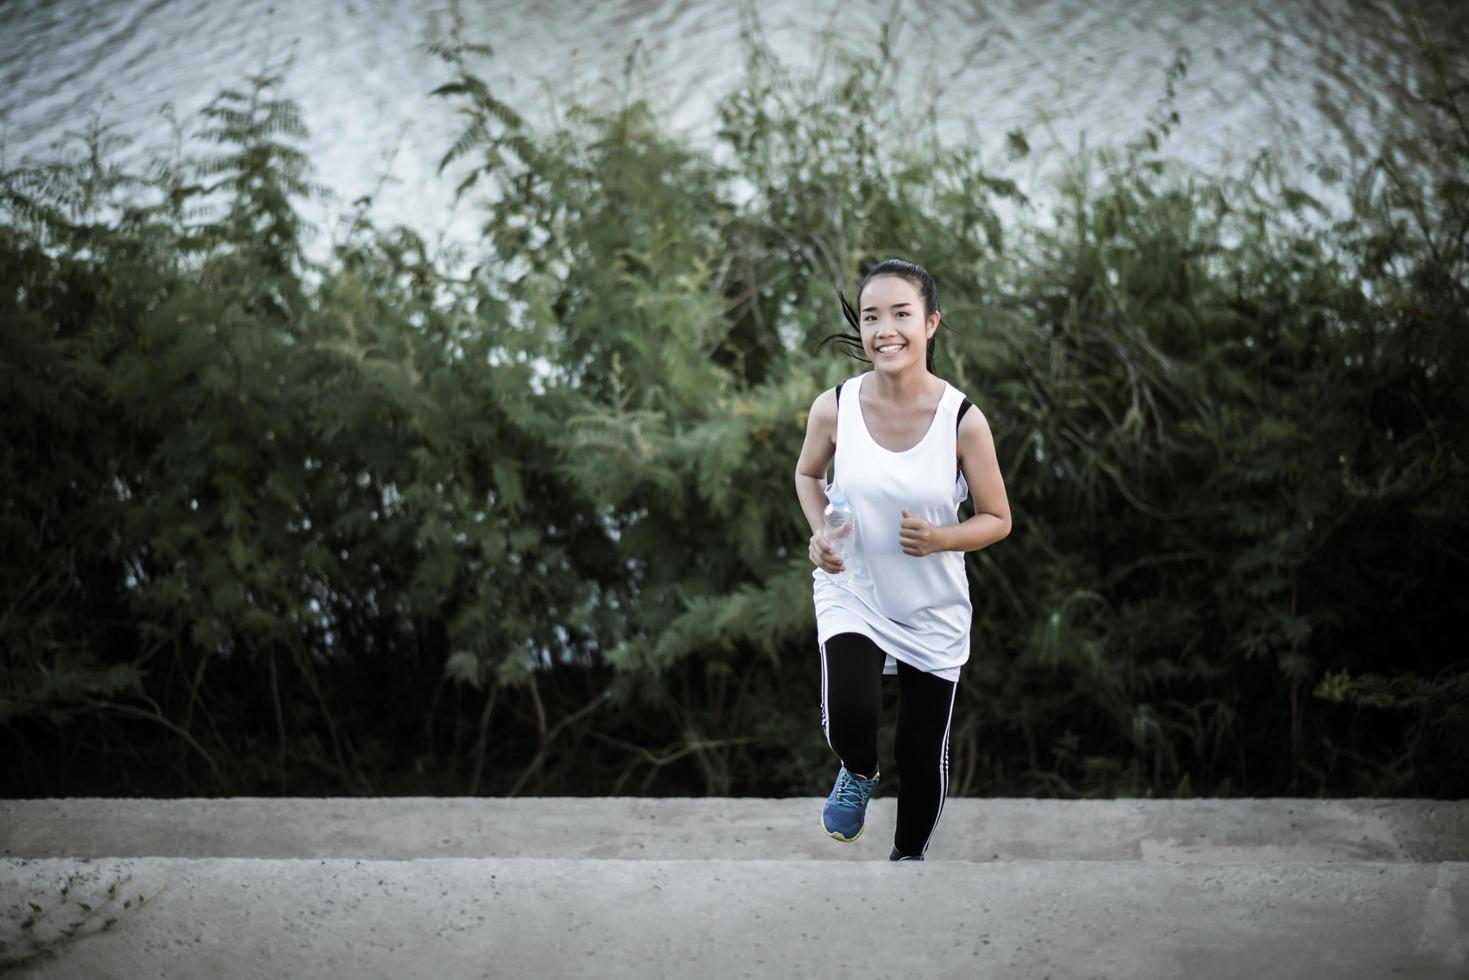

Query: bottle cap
[828,489,848,506]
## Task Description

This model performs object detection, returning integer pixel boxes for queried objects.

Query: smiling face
[859,274,939,374]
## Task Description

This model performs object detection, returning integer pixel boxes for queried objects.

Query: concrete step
[3,797,1466,862]
[2,799,1466,979]
[2,855,1466,979]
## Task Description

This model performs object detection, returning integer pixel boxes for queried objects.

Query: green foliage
[2,19,1465,798]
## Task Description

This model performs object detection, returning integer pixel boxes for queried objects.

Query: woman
[792,258,1012,861]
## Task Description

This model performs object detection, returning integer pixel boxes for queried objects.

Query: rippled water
[1,0,1464,247]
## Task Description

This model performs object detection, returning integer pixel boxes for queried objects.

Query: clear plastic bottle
[823,489,858,588]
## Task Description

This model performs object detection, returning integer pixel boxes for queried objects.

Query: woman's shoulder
[938,377,989,436]
[806,385,839,429]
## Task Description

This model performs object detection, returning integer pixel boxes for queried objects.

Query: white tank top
[812,371,973,680]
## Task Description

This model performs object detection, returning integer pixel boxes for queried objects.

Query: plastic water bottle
[823,489,857,587]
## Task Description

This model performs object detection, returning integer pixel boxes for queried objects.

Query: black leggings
[819,631,959,858]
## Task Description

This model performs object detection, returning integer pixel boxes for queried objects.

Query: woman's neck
[868,366,940,404]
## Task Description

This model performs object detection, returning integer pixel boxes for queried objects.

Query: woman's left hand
[899,509,942,557]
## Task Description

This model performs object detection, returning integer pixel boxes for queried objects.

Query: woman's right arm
[794,388,844,573]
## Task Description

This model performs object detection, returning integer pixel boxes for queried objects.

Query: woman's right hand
[809,527,847,574]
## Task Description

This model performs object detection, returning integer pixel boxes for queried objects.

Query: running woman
[793,258,1012,861]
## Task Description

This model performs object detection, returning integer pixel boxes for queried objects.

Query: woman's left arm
[947,407,1012,552]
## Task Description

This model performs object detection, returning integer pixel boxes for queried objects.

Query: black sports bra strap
[956,398,972,480]
[832,382,843,485]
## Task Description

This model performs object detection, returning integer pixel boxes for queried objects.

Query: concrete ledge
[3,797,1466,863]
[3,856,1466,979]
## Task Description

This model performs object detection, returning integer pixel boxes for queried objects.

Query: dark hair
[817,258,941,372]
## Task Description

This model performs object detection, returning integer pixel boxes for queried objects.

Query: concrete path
[2,798,1466,978]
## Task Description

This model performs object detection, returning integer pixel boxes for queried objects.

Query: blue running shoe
[823,765,880,842]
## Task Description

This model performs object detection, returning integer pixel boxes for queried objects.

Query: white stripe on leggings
[919,679,959,856]
[819,641,833,753]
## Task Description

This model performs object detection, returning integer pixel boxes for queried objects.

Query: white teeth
[876,344,905,353]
